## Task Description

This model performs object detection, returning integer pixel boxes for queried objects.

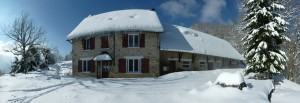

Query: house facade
[66,9,245,78]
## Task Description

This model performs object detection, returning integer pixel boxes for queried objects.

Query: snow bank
[215,71,245,86]
[67,9,163,40]
[272,79,300,103]
[160,25,245,60]
[0,68,294,103]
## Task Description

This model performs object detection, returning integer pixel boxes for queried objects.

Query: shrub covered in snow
[215,72,247,90]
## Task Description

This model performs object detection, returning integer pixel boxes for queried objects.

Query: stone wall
[159,51,242,75]
[113,32,160,78]
[72,32,160,78]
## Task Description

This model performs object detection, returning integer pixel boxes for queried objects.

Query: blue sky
[0,0,239,56]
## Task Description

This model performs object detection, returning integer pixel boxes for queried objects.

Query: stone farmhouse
[66,9,245,78]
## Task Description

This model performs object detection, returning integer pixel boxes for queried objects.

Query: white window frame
[125,56,143,73]
[80,58,92,72]
[199,61,207,68]
[181,60,192,70]
[82,60,89,72]
[128,33,139,47]
[84,38,91,50]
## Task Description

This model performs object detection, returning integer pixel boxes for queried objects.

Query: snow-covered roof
[160,25,245,60]
[94,54,112,61]
[67,9,164,40]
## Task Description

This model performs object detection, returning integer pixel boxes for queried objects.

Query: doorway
[169,60,176,72]
[101,61,109,78]
[208,62,214,70]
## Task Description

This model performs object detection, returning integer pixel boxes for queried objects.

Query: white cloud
[160,0,198,18]
[200,0,226,23]
[0,41,15,73]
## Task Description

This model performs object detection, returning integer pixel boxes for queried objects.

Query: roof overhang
[94,54,112,61]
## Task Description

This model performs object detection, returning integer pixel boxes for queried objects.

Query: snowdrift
[1,65,299,103]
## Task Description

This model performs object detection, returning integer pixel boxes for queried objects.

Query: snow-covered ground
[0,61,300,103]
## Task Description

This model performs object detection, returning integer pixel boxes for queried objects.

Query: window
[182,60,191,70]
[86,39,91,49]
[128,34,139,47]
[200,61,206,68]
[82,60,89,72]
[83,38,91,50]
[126,58,140,73]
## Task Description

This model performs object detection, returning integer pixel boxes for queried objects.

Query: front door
[102,61,109,78]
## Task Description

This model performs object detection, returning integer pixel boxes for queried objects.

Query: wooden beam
[192,54,197,63]
[178,52,183,62]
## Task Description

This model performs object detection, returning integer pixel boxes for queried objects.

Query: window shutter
[140,34,145,48]
[119,58,126,73]
[90,37,95,49]
[142,58,149,73]
[89,60,95,72]
[78,60,82,72]
[101,36,109,48]
[105,36,109,48]
[81,39,86,50]
[122,34,128,48]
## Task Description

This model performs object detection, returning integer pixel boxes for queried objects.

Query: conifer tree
[243,0,290,78]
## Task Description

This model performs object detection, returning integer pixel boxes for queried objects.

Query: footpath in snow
[0,61,300,103]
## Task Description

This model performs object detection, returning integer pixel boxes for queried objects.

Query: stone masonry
[72,31,160,78]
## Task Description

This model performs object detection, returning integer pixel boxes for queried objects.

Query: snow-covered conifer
[243,0,289,78]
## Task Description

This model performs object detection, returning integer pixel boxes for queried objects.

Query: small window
[82,60,89,72]
[182,60,191,70]
[86,39,90,49]
[126,58,140,73]
[200,62,206,68]
[128,34,139,47]
[83,39,91,50]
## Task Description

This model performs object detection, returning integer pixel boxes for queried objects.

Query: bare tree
[280,0,300,82]
[1,12,46,74]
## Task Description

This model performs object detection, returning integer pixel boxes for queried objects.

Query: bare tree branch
[1,11,46,73]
